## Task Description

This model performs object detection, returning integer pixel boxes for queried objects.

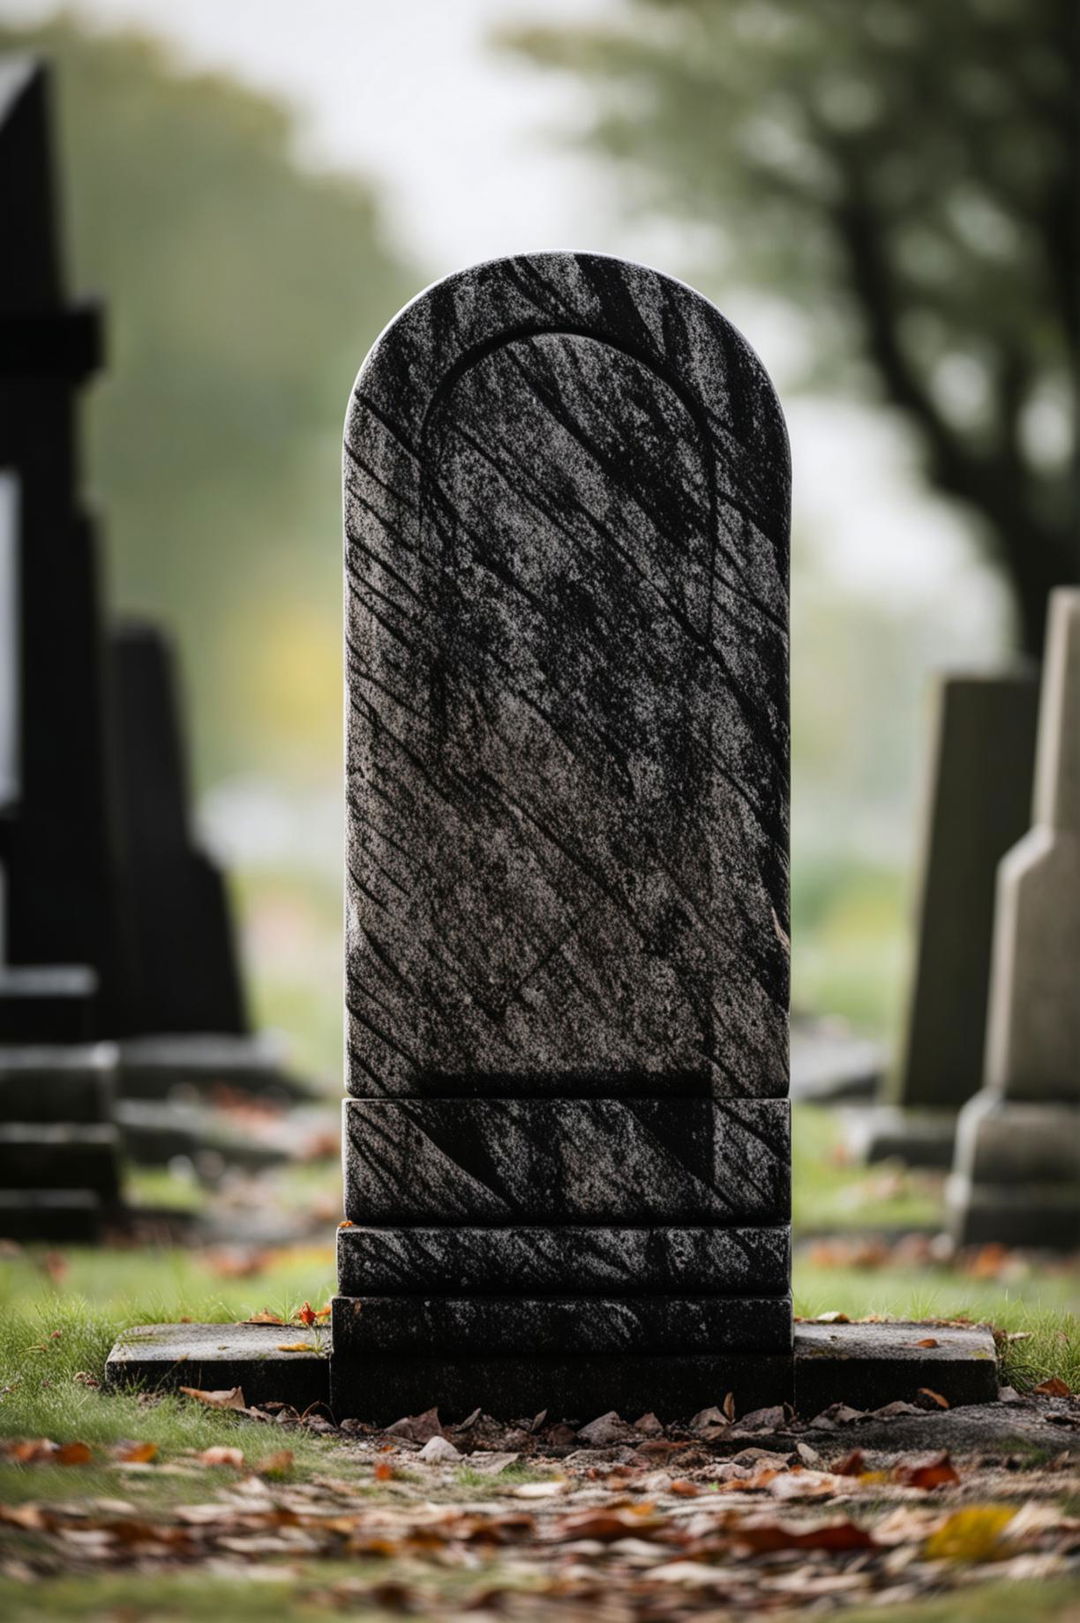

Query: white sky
[4,0,1007,629]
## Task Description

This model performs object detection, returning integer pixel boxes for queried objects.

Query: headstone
[853,672,1039,1166]
[948,590,1080,1248]
[330,251,792,1419]
[0,61,123,1239]
[0,58,127,1031]
[111,621,248,1037]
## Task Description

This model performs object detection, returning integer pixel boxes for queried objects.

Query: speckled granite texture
[344,253,789,1100]
[337,1224,789,1296]
[332,1294,791,1355]
[336,253,791,1397]
[343,1097,789,1224]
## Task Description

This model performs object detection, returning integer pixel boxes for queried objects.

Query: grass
[0,1096,1075,1620]
[792,1103,942,1234]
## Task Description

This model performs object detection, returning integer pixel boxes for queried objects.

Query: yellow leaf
[277,1342,315,1353]
[925,1505,1015,1564]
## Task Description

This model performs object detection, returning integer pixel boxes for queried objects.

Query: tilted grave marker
[330,252,792,1419]
[948,589,1080,1248]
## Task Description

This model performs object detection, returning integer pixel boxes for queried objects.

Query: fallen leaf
[296,1302,317,1328]
[179,1386,247,1411]
[734,1517,875,1553]
[894,1451,960,1489]
[373,1459,395,1482]
[669,1479,700,1497]
[924,1504,1015,1563]
[1033,1376,1071,1397]
[917,1387,949,1409]
[577,1411,635,1446]
[384,1407,443,1444]
[831,1449,867,1477]
[255,1450,294,1477]
[722,1391,736,1421]
[53,1441,92,1466]
[112,1441,157,1464]
[277,1342,316,1353]
[243,1313,284,1326]
[815,1311,850,1324]
[197,1446,245,1468]
[915,1337,939,1348]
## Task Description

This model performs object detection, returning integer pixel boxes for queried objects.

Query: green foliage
[0,16,415,780]
[502,0,1077,651]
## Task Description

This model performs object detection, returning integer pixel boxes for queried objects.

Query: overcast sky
[5,0,1006,632]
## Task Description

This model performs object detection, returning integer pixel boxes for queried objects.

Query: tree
[0,17,415,778]
[503,0,1077,654]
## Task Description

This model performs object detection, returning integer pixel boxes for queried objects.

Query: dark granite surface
[344,253,789,1102]
[331,1293,791,1355]
[337,1223,789,1295]
[344,1097,789,1224]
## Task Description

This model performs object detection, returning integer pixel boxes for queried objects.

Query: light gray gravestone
[330,251,793,1420]
[854,671,1039,1167]
[948,589,1080,1248]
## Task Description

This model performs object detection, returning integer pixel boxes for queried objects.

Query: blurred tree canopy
[504,0,1077,654]
[0,16,414,781]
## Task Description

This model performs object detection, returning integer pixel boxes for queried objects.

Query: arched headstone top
[345,251,789,554]
[344,251,790,1101]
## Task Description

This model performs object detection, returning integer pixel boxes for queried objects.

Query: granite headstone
[111,621,248,1038]
[855,672,1039,1166]
[331,252,792,1419]
[948,590,1080,1248]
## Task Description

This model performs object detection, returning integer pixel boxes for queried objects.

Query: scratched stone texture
[343,252,789,1101]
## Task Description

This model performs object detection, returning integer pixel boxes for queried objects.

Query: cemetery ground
[0,1106,1076,1621]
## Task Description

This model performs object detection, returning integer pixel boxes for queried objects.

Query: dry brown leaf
[373,1459,395,1482]
[722,1390,736,1420]
[915,1337,939,1348]
[1033,1376,1071,1397]
[179,1386,247,1411]
[917,1387,950,1409]
[277,1342,316,1353]
[197,1445,245,1468]
[242,1312,284,1326]
[296,1301,317,1327]
[831,1449,867,1477]
[734,1517,875,1553]
[815,1310,850,1324]
[669,1479,700,1497]
[894,1451,960,1489]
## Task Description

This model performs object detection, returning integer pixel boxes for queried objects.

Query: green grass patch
[793,1103,942,1234]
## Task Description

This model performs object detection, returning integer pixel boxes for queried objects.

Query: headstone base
[846,1105,957,1168]
[0,1188,106,1242]
[106,1321,1001,1419]
[117,1033,313,1104]
[0,1122,121,1198]
[329,1350,795,1424]
[947,1094,1080,1249]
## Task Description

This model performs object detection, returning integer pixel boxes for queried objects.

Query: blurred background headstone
[949,590,1080,1249]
